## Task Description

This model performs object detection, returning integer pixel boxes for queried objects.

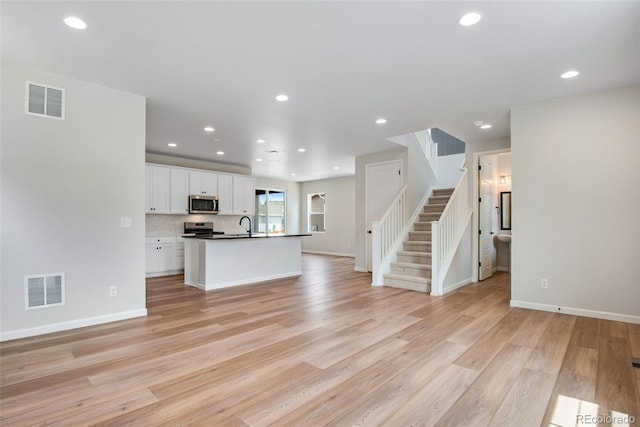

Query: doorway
[365,160,403,272]
[472,149,511,282]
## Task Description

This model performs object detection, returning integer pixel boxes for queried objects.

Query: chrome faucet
[239,216,252,237]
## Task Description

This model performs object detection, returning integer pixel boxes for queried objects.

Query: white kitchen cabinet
[217,174,233,215]
[145,236,176,275]
[145,165,170,214]
[189,171,218,196]
[233,175,256,215]
[175,236,185,269]
[170,168,190,214]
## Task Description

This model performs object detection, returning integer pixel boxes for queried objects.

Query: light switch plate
[120,217,132,228]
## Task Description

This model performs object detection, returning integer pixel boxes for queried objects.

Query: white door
[366,160,403,272]
[478,158,494,280]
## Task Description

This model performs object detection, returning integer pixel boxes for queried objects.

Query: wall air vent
[26,81,65,119]
[24,273,65,310]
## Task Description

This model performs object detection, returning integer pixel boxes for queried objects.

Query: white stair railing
[371,186,406,286]
[430,167,471,295]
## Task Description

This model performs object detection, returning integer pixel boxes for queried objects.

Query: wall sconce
[499,175,512,185]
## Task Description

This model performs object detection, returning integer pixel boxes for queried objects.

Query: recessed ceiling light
[376,118,387,125]
[480,124,492,129]
[291,173,297,176]
[216,151,224,155]
[168,142,177,147]
[257,139,266,144]
[458,12,483,27]
[204,126,215,132]
[561,70,580,79]
[276,94,289,102]
[64,16,87,30]
[297,148,306,152]
[256,158,263,162]
[333,166,340,170]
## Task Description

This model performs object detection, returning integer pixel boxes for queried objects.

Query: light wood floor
[1,254,639,426]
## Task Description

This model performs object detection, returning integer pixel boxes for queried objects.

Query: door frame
[471,148,511,282]
[365,159,403,272]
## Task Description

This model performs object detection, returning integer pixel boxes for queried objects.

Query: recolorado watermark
[577,414,636,425]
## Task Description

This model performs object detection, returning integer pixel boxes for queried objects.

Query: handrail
[371,186,407,285]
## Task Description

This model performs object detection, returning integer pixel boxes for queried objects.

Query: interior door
[479,158,494,280]
[366,160,402,272]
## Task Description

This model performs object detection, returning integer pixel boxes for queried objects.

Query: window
[308,193,325,233]
[255,189,286,235]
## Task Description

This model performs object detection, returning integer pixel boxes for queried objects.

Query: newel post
[430,221,442,296]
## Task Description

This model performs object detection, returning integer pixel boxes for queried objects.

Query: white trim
[302,250,355,258]
[442,277,473,294]
[354,267,368,272]
[0,309,148,342]
[510,300,640,324]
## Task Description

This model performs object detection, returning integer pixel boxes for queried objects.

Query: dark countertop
[183,233,311,240]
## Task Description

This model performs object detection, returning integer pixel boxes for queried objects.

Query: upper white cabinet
[145,163,255,216]
[217,174,233,215]
[145,165,170,214]
[233,175,256,215]
[170,168,189,214]
[189,171,218,196]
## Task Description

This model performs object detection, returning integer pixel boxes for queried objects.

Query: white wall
[300,176,355,257]
[511,85,640,323]
[1,64,147,340]
[355,147,407,271]
[436,153,465,189]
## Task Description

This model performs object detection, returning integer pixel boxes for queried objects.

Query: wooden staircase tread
[391,261,432,268]
[383,273,431,283]
[398,250,432,256]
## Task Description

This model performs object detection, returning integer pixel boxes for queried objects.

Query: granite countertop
[183,233,311,240]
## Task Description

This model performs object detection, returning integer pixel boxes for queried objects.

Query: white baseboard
[354,267,368,273]
[302,250,355,258]
[146,269,184,278]
[442,277,473,294]
[510,300,640,324]
[0,308,148,342]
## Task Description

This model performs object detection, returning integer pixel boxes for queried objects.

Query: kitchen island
[183,234,310,291]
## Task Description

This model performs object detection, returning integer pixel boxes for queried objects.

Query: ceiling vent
[26,81,65,119]
[24,273,65,309]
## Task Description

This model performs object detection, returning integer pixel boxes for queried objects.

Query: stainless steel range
[183,222,224,237]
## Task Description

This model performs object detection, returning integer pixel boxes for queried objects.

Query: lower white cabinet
[145,236,177,275]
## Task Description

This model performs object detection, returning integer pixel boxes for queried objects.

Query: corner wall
[511,85,640,322]
[1,64,147,340]
[300,176,355,256]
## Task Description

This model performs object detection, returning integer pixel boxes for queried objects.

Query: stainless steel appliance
[183,222,224,237]
[189,195,219,214]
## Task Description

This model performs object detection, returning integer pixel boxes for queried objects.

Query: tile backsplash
[146,214,250,235]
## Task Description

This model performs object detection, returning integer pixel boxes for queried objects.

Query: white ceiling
[2,1,639,181]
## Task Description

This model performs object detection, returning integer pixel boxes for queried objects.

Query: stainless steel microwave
[189,195,219,214]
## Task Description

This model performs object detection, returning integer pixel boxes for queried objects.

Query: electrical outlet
[109,286,117,297]
[540,279,549,289]
[120,217,132,228]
